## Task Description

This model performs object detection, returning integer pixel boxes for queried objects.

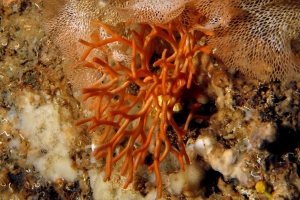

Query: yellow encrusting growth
[255,181,272,199]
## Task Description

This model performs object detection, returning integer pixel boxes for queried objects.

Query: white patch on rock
[7,91,78,182]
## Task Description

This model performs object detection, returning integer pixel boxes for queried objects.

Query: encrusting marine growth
[42,0,300,197]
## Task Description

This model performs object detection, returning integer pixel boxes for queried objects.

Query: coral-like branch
[76,21,209,197]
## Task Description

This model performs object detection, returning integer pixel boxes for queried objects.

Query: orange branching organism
[75,14,210,197]
[42,0,300,197]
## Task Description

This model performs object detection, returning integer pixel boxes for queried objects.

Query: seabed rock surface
[1,1,300,199]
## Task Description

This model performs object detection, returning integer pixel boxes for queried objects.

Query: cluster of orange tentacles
[76,21,210,197]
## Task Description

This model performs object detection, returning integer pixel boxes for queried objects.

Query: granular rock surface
[1,1,300,199]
